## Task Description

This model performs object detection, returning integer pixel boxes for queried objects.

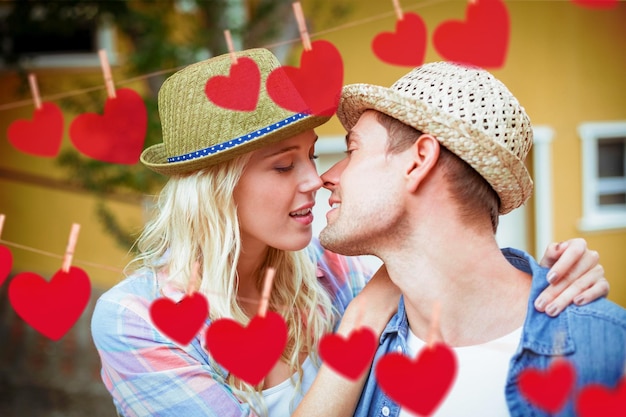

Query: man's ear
[405,134,440,193]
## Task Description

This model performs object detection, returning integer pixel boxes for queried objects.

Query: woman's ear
[405,134,440,192]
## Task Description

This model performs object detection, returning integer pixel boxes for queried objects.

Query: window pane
[598,137,625,178]
[599,193,626,205]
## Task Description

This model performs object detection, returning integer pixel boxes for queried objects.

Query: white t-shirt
[399,327,522,417]
[261,356,318,417]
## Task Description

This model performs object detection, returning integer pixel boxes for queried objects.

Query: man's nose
[321,158,348,191]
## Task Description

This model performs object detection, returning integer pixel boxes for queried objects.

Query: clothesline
[0,0,444,112]
[0,239,125,274]
[0,238,311,306]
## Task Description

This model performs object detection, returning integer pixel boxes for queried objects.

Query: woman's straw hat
[336,61,533,214]
[141,48,330,175]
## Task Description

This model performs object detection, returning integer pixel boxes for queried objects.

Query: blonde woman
[91,49,608,417]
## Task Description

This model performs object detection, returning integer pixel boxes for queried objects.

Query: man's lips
[326,199,341,222]
[328,197,341,209]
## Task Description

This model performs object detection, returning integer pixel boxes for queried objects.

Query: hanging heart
[8,266,91,341]
[7,102,64,157]
[375,342,457,416]
[0,245,13,287]
[371,12,428,67]
[206,311,287,385]
[433,0,510,68]
[517,358,576,413]
[149,292,209,346]
[571,0,618,9]
[319,327,378,380]
[577,377,626,417]
[69,88,147,165]
[205,57,261,111]
[266,40,344,117]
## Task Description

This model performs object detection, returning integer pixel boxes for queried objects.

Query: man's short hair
[377,111,500,233]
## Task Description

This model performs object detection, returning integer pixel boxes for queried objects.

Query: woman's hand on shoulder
[536,238,609,316]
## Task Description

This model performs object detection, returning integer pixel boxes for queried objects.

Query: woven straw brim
[141,47,332,176]
[141,114,329,176]
[336,84,533,214]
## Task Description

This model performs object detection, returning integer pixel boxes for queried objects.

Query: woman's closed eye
[275,163,295,173]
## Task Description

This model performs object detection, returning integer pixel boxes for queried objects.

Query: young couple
[91,48,623,417]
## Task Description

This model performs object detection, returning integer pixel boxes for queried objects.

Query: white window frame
[532,126,554,259]
[578,121,626,232]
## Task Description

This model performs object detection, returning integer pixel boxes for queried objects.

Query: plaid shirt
[91,239,372,417]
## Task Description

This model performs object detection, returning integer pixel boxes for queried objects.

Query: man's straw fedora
[336,61,534,214]
[141,48,330,175]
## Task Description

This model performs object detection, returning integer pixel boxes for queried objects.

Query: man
[318,62,626,416]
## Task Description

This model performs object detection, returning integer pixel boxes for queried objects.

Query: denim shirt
[353,248,626,417]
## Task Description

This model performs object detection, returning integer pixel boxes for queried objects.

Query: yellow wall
[0,70,144,288]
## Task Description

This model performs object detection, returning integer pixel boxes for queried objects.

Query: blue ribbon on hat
[167,113,308,163]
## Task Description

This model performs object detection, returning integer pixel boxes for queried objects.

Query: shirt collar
[502,248,575,356]
[380,296,409,344]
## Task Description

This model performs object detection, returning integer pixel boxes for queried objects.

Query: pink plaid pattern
[91,239,372,417]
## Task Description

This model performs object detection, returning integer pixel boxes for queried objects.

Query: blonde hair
[128,154,337,416]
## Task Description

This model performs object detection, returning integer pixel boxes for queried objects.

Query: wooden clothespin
[98,49,116,99]
[258,267,276,318]
[427,300,442,348]
[61,223,81,274]
[28,74,42,110]
[0,214,6,243]
[224,29,238,65]
[292,2,312,51]
[392,0,404,21]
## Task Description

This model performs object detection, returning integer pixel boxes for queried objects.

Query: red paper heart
[7,102,64,157]
[150,292,209,346]
[206,311,287,385]
[571,0,618,9]
[0,245,13,287]
[266,40,343,117]
[205,57,260,111]
[375,342,457,416]
[319,327,378,380]
[8,266,91,341]
[69,88,147,164]
[433,0,510,68]
[517,359,576,413]
[577,377,626,417]
[372,13,427,67]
